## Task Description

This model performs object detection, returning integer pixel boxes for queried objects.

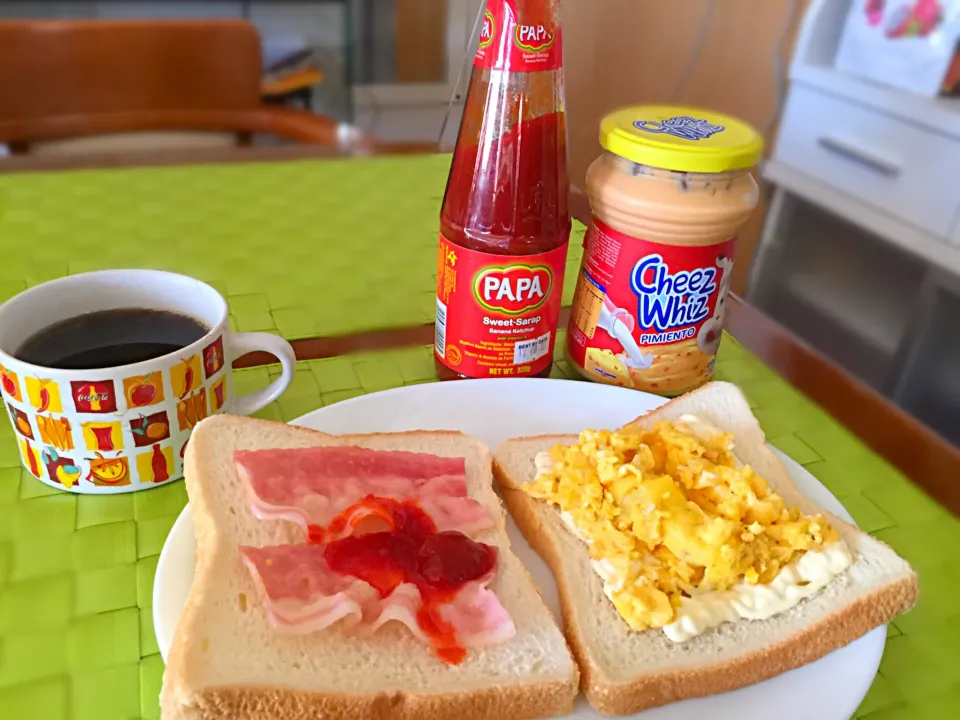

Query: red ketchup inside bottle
[317,496,498,664]
[434,0,570,381]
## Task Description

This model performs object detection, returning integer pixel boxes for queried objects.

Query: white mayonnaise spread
[663,540,853,642]
[534,451,555,478]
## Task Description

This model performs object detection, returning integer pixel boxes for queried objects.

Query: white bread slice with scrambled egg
[493,381,917,715]
[161,415,578,720]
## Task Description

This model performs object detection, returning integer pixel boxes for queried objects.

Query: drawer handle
[817,137,902,177]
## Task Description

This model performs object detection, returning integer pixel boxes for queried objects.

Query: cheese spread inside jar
[566,106,762,396]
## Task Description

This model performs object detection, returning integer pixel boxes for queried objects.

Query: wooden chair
[0,19,369,155]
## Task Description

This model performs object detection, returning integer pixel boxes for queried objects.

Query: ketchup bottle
[434,0,570,380]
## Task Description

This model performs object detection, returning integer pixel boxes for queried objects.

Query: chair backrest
[0,19,263,146]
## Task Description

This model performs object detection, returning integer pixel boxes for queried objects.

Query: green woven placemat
[0,156,586,338]
[0,333,956,719]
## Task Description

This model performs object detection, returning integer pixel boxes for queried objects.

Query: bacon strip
[239,544,515,651]
[237,446,494,538]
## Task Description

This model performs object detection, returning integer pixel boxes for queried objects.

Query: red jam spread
[316,495,498,664]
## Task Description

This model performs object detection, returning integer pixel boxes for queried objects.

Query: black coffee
[15,308,209,370]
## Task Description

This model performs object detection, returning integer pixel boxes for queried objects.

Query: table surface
[0,153,586,338]
[0,147,956,720]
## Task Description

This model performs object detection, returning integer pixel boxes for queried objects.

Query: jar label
[435,235,567,378]
[567,218,736,396]
[474,0,563,73]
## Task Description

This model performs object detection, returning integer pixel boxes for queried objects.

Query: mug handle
[226,332,296,416]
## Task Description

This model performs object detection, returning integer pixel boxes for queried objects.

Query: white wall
[93,1,242,19]
[248,2,345,52]
[0,1,345,47]
[0,1,95,17]
[357,104,464,146]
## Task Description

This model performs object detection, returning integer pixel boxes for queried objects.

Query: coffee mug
[0,270,295,494]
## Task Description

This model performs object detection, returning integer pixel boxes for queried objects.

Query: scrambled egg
[524,417,841,632]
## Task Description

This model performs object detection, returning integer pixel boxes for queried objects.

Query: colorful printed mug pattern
[0,365,22,402]
[123,373,165,409]
[130,410,171,447]
[0,335,229,491]
[25,376,62,413]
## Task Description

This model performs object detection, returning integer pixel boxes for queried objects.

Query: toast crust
[496,472,917,715]
[163,677,579,720]
[162,415,578,720]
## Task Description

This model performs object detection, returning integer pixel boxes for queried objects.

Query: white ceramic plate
[154,378,883,720]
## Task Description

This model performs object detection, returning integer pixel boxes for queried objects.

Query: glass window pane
[354,0,450,85]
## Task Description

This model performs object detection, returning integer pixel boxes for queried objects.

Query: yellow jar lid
[599,105,763,174]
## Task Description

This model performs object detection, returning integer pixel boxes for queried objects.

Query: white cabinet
[749,0,960,443]
[893,270,960,445]
[774,85,960,238]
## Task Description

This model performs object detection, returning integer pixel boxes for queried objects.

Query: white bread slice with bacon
[161,415,578,720]
[493,381,917,715]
